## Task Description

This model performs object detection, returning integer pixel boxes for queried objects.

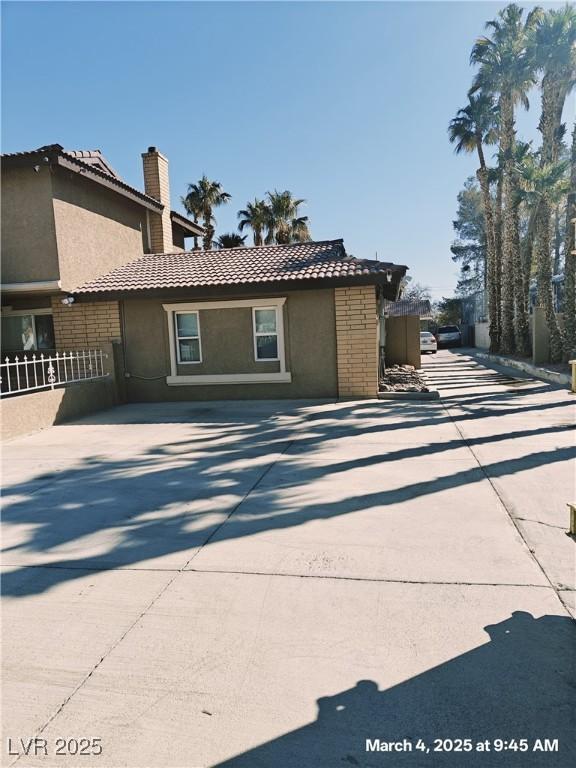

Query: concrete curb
[378,389,440,401]
[471,350,571,388]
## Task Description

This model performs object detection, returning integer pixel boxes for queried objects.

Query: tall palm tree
[265,191,311,244]
[563,125,576,360]
[533,5,576,166]
[181,190,202,251]
[449,94,500,351]
[533,5,576,359]
[520,156,570,362]
[509,141,533,356]
[216,232,247,249]
[237,199,269,246]
[471,3,540,355]
[185,176,231,250]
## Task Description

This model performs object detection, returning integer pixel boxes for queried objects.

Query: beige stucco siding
[1,166,60,283]
[176,307,281,376]
[51,171,148,291]
[122,288,338,400]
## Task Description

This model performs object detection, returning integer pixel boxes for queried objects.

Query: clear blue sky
[2,1,570,298]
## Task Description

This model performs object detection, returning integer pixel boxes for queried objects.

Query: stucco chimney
[142,146,172,253]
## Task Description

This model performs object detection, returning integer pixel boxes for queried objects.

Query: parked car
[435,325,462,348]
[420,331,437,354]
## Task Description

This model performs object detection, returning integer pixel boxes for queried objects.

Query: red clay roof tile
[74,240,406,294]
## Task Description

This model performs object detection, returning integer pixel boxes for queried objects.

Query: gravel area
[379,364,430,392]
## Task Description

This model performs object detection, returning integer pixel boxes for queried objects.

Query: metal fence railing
[0,349,108,397]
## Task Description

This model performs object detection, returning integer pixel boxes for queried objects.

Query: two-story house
[1,145,203,355]
[2,143,409,402]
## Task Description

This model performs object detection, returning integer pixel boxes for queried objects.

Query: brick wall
[51,297,121,350]
[334,286,378,398]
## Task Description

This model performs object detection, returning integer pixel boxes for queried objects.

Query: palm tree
[449,94,500,351]
[563,125,576,360]
[533,5,576,166]
[532,5,576,359]
[509,141,533,356]
[181,190,202,251]
[471,3,540,355]
[265,191,311,244]
[185,176,231,250]
[237,199,269,246]
[216,232,247,249]
[520,156,570,362]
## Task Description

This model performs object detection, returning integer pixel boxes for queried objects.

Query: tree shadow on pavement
[2,389,574,597]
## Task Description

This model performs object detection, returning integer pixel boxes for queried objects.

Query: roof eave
[56,155,163,213]
[170,212,205,236]
[1,147,164,213]
[72,270,406,303]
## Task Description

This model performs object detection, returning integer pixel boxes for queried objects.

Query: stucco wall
[1,166,60,283]
[122,288,338,400]
[1,378,116,441]
[51,170,148,291]
[385,316,421,368]
[173,307,280,376]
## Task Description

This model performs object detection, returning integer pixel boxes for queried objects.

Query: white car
[436,325,462,347]
[420,331,437,354]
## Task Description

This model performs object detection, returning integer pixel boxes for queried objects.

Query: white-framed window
[253,307,279,361]
[162,299,290,385]
[1,309,55,353]
[175,311,202,363]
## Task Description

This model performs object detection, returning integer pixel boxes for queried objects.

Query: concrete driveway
[2,350,575,767]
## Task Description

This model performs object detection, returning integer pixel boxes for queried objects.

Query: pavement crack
[440,400,573,620]
[9,569,179,766]
[9,435,297,763]
[183,566,553,589]
[182,438,296,569]
[513,517,568,531]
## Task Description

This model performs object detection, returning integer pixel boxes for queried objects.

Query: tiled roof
[383,298,432,317]
[63,149,121,179]
[74,240,407,294]
[1,144,163,211]
[2,144,204,235]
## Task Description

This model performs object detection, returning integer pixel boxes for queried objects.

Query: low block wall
[1,378,116,441]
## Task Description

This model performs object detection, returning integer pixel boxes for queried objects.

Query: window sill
[166,372,292,386]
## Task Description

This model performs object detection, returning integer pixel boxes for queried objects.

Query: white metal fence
[1,350,108,397]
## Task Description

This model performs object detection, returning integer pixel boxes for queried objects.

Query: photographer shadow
[215,611,576,768]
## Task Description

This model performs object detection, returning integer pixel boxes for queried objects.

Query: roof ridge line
[143,239,345,258]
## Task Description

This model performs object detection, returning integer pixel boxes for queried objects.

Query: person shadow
[214,611,576,768]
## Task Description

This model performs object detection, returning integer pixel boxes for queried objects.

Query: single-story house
[70,239,408,400]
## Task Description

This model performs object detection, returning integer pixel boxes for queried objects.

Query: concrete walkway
[2,350,575,767]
